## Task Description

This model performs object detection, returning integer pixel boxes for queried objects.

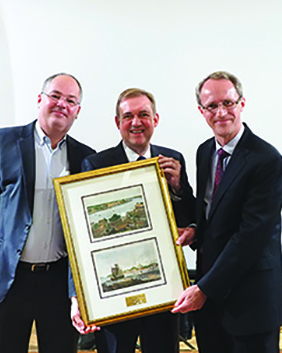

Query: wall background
[0,0,281,268]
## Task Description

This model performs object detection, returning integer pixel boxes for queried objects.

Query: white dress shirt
[122,141,151,161]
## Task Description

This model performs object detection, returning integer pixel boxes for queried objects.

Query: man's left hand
[158,155,181,192]
[171,285,207,314]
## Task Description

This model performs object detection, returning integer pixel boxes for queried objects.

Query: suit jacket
[82,141,195,228]
[0,120,95,303]
[195,124,282,335]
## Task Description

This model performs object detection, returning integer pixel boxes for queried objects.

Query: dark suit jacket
[82,141,195,227]
[195,124,282,335]
[0,120,95,303]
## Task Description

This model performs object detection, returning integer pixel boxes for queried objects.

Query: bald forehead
[46,75,81,100]
[46,75,77,88]
[199,79,242,109]
[202,78,236,92]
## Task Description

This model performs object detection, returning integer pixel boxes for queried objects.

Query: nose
[131,115,142,125]
[56,97,67,108]
[215,104,227,117]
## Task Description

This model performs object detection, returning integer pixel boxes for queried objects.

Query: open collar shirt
[21,122,69,262]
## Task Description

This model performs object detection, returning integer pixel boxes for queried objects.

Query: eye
[122,114,133,120]
[66,98,77,106]
[223,100,234,107]
[139,112,150,118]
[206,103,218,111]
[50,94,60,100]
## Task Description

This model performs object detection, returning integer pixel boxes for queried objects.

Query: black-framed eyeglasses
[41,92,80,107]
[201,97,241,113]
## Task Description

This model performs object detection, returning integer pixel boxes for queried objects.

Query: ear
[37,94,42,104]
[115,115,120,129]
[75,105,81,118]
[153,113,159,127]
[198,105,204,115]
[239,97,246,111]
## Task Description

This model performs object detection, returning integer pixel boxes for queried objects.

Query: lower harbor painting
[82,184,152,242]
[92,238,166,299]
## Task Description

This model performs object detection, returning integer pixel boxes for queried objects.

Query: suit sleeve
[171,153,196,227]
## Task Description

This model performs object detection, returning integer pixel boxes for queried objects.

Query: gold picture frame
[53,157,189,326]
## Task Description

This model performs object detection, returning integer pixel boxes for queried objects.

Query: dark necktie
[213,148,229,197]
[136,155,146,161]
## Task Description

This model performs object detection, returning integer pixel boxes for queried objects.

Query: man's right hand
[71,296,100,334]
[176,227,196,246]
[171,285,207,313]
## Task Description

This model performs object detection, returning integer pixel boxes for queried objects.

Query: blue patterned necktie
[136,155,146,161]
[213,148,229,197]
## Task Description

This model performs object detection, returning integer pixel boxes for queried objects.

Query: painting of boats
[92,238,166,298]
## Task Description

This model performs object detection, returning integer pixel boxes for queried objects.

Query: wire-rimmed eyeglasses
[201,97,241,113]
[41,92,80,107]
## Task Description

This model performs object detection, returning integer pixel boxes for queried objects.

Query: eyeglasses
[42,92,80,107]
[201,97,241,113]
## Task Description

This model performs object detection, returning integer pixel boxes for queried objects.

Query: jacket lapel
[195,141,214,224]
[150,144,158,157]
[208,127,251,220]
[198,141,214,200]
[115,142,130,164]
[67,136,81,174]
[18,121,36,215]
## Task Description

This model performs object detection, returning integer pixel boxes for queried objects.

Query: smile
[52,110,67,118]
[215,119,231,124]
[130,129,144,134]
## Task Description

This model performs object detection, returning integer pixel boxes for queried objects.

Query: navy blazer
[195,124,282,335]
[82,141,195,228]
[0,120,95,303]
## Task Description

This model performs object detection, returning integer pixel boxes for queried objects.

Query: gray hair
[42,72,83,101]
[196,71,243,105]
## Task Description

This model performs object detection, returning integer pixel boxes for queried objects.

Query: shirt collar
[122,141,151,162]
[215,124,245,155]
[35,121,66,150]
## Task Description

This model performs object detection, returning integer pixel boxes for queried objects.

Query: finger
[72,316,86,333]
[177,232,191,246]
[84,326,94,333]
[158,157,178,169]
[163,167,178,176]
[176,234,186,245]
[171,306,180,313]
[85,325,100,333]
[173,293,187,308]
[72,321,86,334]
[160,158,179,168]
[171,301,191,314]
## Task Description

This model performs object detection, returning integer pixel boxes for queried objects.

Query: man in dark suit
[172,71,282,353]
[71,88,195,353]
[0,73,95,353]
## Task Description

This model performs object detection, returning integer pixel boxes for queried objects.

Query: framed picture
[53,157,189,326]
